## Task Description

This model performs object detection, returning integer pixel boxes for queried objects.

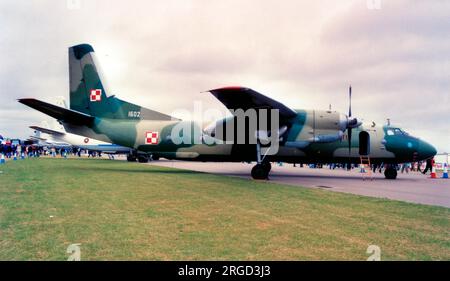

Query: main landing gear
[251,140,271,180]
[127,152,154,163]
[251,162,272,180]
[137,155,149,163]
[384,165,398,180]
[127,154,137,162]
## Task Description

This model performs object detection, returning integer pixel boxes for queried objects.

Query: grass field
[0,157,449,260]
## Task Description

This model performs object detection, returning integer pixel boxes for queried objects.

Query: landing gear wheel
[137,156,149,163]
[384,167,398,179]
[251,164,269,180]
[262,162,272,173]
[151,155,160,161]
[127,155,137,162]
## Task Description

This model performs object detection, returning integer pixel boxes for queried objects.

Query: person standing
[16,144,22,158]
[401,163,411,174]
[422,158,433,174]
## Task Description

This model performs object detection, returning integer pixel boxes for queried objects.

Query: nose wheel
[384,165,398,179]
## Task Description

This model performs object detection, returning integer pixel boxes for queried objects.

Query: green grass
[0,158,449,260]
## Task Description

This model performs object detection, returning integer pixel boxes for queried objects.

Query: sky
[0,0,449,152]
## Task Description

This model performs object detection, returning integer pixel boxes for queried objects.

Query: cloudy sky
[1,0,449,152]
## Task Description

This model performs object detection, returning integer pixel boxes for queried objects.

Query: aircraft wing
[29,126,65,136]
[18,98,94,126]
[208,87,297,120]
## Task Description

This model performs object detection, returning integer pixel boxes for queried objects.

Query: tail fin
[55,96,68,109]
[40,120,51,130]
[40,118,65,134]
[49,97,67,132]
[69,43,176,120]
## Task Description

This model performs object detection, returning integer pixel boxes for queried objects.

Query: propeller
[346,86,353,170]
[348,85,352,155]
[345,85,362,169]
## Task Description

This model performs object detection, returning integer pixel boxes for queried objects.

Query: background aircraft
[19,44,437,179]
[29,120,133,157]
[29,124,72,151]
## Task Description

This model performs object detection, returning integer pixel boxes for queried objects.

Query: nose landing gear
[384,165,398,179]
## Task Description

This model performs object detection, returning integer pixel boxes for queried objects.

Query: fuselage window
[387,129,394,136]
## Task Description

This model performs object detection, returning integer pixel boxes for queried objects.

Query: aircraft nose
[417,140,437,160]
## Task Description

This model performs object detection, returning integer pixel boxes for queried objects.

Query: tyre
[384,168,397,179]
[137,156,149,163]
[251,164,269,180]
[262,161,272,172]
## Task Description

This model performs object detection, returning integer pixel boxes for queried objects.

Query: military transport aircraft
[18,44,437,180]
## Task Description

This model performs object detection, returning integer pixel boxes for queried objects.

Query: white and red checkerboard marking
[145,131,159,145]
[90,89,102,102]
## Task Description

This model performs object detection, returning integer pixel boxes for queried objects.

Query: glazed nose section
[417,140,437,160]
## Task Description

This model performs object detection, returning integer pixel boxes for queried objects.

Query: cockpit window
[387,128,409,136]
[394,128,403,135]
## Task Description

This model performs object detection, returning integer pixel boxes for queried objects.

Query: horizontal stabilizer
[29,136,47,141]
[29,126,65,136]
[18,98,94,126]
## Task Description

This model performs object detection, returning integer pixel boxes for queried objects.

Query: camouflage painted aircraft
[19,44,437,180]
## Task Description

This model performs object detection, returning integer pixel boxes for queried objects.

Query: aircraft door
[359,131,370,155]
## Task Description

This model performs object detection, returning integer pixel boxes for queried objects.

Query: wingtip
[17,98,36,105]
[208,86,249,93]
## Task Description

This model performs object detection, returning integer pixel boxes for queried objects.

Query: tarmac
[149,160,450,208]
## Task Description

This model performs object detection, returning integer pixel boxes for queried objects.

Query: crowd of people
[0,143,104,159]
[0,143,42,158]
[291,158,436,175]
[369,158,435,175]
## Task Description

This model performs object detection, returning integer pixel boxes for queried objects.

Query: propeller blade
[348,85,352,118]
[347,85,353,170]
[347,127,353,170]
[348,127,352,155]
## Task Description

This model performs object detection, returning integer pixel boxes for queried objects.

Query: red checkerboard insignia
[145,131,159,145]
[90,89,102,102]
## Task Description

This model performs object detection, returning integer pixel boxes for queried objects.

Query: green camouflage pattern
[20,44,437,170]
